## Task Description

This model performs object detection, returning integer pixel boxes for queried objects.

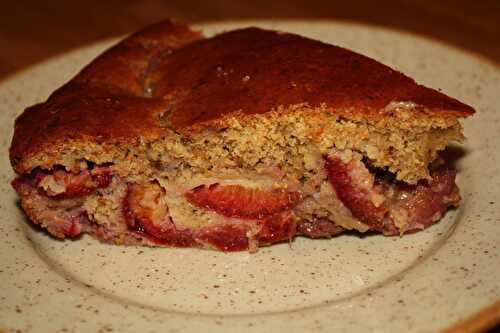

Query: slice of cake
[10,20,474,251]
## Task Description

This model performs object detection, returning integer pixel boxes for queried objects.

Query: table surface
[1,1,499,332]
[1,0,499,80]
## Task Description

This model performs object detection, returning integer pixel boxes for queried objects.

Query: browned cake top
[10,20,474,174]
[151,27,473,131]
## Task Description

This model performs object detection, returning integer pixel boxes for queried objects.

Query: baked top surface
[9,20,474,174]
[152,27,474,130]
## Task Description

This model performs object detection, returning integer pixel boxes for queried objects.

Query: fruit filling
[12,148,461,251]
[34,166,112,199]
[185,184,301,219]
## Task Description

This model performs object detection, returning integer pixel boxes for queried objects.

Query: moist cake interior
[12,124,461,251]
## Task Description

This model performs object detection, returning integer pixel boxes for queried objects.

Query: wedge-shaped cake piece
[10,21,474,251]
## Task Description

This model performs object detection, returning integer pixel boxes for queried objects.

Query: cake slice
[10,20,474,251]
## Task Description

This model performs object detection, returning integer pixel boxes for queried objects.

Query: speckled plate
[1,20,499,333]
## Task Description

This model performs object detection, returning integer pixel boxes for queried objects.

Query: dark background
[1,0,499,80]
[1,0,498,331]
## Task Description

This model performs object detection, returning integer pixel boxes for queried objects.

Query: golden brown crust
[152,28,474,133]
[10,20,202,174]
[9,20,474,175]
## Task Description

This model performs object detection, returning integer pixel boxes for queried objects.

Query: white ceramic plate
[0,20,499,333]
